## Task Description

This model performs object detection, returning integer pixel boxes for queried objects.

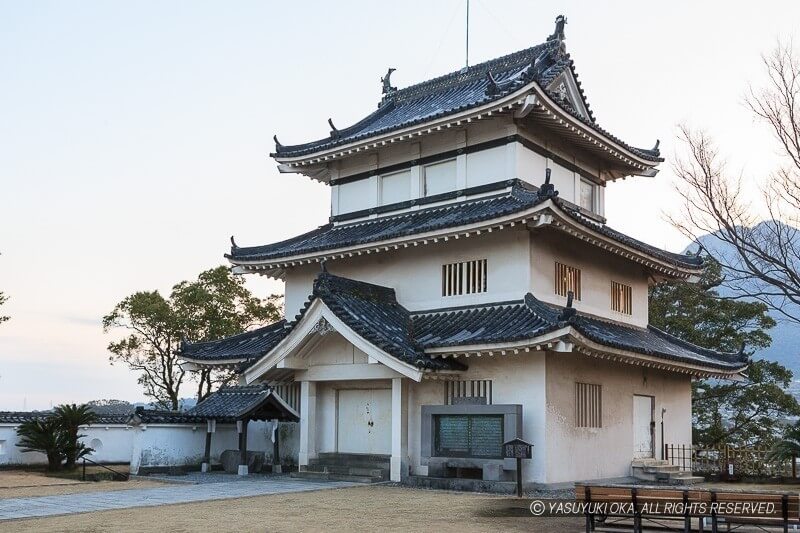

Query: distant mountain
[689,229,800,376]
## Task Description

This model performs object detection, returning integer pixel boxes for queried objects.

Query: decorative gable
[547,69,590,120]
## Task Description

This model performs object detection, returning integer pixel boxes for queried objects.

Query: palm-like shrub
[16,418,68,471]
[53,404,97,468]
[766,424,800,464]
[15,403,98,471]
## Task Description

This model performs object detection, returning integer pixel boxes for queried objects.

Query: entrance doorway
[633,395,655,459]
[337,389,391,455]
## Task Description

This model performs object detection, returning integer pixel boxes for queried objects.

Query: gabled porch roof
[127,384,299,425]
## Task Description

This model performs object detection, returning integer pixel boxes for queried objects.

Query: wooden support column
[272,419,282,474]
[237,419,249,476]
[201,419,216,473]
[299,381,317,469]
[391,377,408,482]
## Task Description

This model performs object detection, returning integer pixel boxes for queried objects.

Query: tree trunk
[47,452,62,471]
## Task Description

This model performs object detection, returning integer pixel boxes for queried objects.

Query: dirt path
[0,471,166,499]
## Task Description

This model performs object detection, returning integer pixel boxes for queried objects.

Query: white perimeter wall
[129,421,299,474]
[0,424,134,465]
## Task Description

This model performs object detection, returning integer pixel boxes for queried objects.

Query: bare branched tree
[670,40,800,324]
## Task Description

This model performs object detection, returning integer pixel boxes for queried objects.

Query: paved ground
[0,474,358,520]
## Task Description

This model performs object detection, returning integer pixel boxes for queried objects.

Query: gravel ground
[1,484,586,532]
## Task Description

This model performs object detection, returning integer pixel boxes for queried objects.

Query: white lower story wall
[403,350,691,485]
[545,353,692,483]
[0,423,134,466]
[129,421,299,474]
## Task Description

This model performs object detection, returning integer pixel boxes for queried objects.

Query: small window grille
[442,259,487,296]
[555,262,581,300]
[575,382,602,428]
[611,281,633,315]
[445,380,492,405]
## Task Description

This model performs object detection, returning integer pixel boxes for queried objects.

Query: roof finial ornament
[381,68,397,96]
[548,15,567,43]
[273,135,283,151]
[485,71,499,96]
[558,291,578,323]
[230,235,238,250]
[328,118,340,139]
[650,139,661,156]
[537,168,559,200]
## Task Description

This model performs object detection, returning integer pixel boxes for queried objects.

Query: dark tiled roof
[182,273,744,373]
[229,180,537,262]
[413,301,556,347]
[128,388,296,425]
[414,295,747,371]
[228,179,703,270]
[127,408,206,425]
[187,384,298,422]
[272,26,660,163]
[179,320,288,362]
[298,273,466,371]
[552,198,704,269]
[0,411,130,425]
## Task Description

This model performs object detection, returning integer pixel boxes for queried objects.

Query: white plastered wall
[544,352,692,483]
[407,353,548,483]
[530,230,650,327]
[0,424,134,465]
[128,420,298,474]
[285,227,532,317]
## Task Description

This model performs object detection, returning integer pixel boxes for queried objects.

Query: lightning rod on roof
[465,0,470,69]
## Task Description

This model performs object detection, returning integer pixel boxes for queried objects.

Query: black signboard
[434,414,504,458]
[503,437,533,459]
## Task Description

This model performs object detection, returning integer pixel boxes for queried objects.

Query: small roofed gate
[188,384,300,475]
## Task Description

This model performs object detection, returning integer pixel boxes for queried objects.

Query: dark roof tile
[228,179,702,270]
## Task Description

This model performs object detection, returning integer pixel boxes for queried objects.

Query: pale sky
[1,1,798,410]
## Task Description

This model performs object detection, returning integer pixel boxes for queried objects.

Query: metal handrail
[81,457,129,481]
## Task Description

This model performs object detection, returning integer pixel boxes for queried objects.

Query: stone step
[318,465,388,478]
[290,470,383,483]
[317,452,390,463]
[645,465,681,474]
[667,474,705,485]
[631,458,670,468]
[310,454,391,470]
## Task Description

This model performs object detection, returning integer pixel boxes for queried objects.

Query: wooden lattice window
[575,382,602,428]
[611,281,633,315]
[555,262,581,300]
[444,380,492,405]
[442,259,487,296]
[272,382,301,414]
